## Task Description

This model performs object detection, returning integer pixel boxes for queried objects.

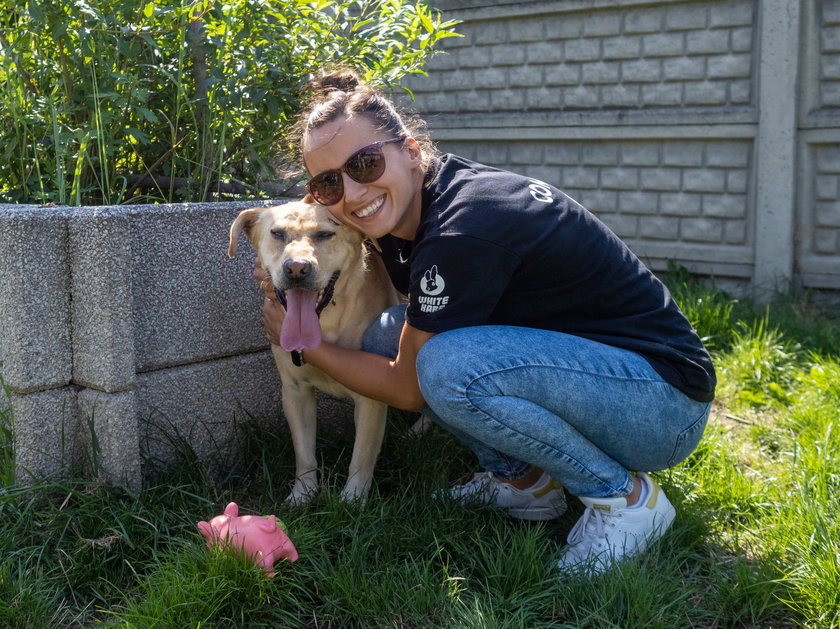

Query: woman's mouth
[353,195,385,219]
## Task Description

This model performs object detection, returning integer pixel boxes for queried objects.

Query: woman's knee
[362,305,406,358]
[416,330,471,409]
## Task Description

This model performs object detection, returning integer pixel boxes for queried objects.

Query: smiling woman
[253,68,717,578]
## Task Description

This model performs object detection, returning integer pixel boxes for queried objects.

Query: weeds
[0,0,460,205]
[1,279,839,627]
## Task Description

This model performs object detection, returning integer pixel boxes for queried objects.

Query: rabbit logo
[417,265,449,313]
[421,265,445,296]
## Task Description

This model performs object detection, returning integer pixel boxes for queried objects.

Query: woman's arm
[302,323,434,412]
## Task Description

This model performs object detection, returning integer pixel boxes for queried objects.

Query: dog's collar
[315,271,340,316]
[279,271,341,368]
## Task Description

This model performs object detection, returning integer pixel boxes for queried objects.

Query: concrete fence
[0,201,355,489]
[409,0,840,295]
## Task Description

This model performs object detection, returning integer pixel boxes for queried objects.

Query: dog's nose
[283,258,312,279]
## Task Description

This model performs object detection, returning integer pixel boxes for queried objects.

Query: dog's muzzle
[274,271,340,316]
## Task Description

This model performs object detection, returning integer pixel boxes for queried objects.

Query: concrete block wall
[799,0,840,289]
[418,0,754,113]
[451,136,754,278]
[0,201,354,488]
[406,0,840,293]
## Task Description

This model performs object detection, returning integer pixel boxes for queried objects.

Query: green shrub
[0,0,459,205]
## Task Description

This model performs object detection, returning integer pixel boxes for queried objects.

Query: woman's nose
[341,172,366,202]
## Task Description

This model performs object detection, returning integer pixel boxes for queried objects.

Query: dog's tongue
[280,289,322,351]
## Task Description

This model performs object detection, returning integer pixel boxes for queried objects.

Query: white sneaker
[444,471,567,521]
[557,473,676,575]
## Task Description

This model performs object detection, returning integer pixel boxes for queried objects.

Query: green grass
[1,276,839,628]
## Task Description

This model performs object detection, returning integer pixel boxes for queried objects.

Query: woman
[255,70,715,575]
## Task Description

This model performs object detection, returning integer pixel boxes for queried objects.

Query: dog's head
[228,199,366,351]
[229,200,363,291]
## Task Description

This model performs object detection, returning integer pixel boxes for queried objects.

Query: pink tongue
[280,289,322,351]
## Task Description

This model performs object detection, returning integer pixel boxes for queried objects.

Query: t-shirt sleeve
[405,234,520,333]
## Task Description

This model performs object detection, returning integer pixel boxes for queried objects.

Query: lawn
[1,273,838,628]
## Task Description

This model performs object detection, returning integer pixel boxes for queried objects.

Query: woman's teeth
[354,196,384,219]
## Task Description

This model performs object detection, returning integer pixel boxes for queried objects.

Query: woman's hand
[252,259,277,301]
[253,259,284,345]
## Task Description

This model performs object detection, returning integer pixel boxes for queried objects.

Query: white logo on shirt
[418,265,449,313]
[528,178,554,203]
[421,265,445,296]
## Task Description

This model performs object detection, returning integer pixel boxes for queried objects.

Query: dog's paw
[283,491,316,506]
[340,479,372,505]
[284,480,318,506]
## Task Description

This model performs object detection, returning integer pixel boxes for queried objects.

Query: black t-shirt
[379,155,716,403]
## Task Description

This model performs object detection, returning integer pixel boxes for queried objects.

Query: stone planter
[0,200,352,490]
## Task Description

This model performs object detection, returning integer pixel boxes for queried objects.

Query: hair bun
[309,70,361,100]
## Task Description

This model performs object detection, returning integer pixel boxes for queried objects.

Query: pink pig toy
[197,502,299,576]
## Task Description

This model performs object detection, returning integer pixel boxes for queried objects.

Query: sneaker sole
[507,504,567,521]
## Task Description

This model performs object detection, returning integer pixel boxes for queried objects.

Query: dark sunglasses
[305,137,405,206]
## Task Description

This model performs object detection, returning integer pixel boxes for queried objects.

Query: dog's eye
[315,231,335,242]
[270,229,286,242]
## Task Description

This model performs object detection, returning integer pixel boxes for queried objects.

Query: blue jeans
[363,306,710,498]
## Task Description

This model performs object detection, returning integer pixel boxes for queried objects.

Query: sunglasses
[305,137,405,206]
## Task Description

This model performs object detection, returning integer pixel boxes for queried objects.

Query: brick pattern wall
[810,144,840,255]
[443,137,749,246]
[819,0,840,109]
[400,0,840,290]
[414,0,754,113]
[797,0,840,285]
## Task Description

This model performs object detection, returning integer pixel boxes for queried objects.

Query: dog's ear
[228,208,262,258]
[303,193,316,204]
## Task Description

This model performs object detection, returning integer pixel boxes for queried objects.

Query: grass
[1,275,839,628]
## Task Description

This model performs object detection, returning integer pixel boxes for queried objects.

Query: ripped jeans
[363,305,710,498]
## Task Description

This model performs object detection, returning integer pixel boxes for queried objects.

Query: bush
[0,0,459,205]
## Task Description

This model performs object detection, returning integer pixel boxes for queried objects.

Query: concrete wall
[404,0,840,294]
[0,201,354,489]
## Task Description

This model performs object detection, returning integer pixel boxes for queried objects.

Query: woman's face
[302,116,424,240]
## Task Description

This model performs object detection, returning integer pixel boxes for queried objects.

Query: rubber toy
[197,502,299,576]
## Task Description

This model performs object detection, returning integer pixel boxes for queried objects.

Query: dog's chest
[316,292,377,348]
[278,354,359,400]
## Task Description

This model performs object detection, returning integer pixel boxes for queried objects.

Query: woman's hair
[290,68,439,171]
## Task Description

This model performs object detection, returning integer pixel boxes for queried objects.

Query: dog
[228,200,401,504]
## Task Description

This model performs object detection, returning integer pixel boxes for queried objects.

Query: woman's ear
[404,137,423,166]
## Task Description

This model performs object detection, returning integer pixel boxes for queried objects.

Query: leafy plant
[0,0,460,205]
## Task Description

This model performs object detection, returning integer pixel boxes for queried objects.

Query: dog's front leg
[278,370,320,505]
[342,396,388,502]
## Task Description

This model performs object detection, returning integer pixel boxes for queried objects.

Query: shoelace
[567,504,608,544]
